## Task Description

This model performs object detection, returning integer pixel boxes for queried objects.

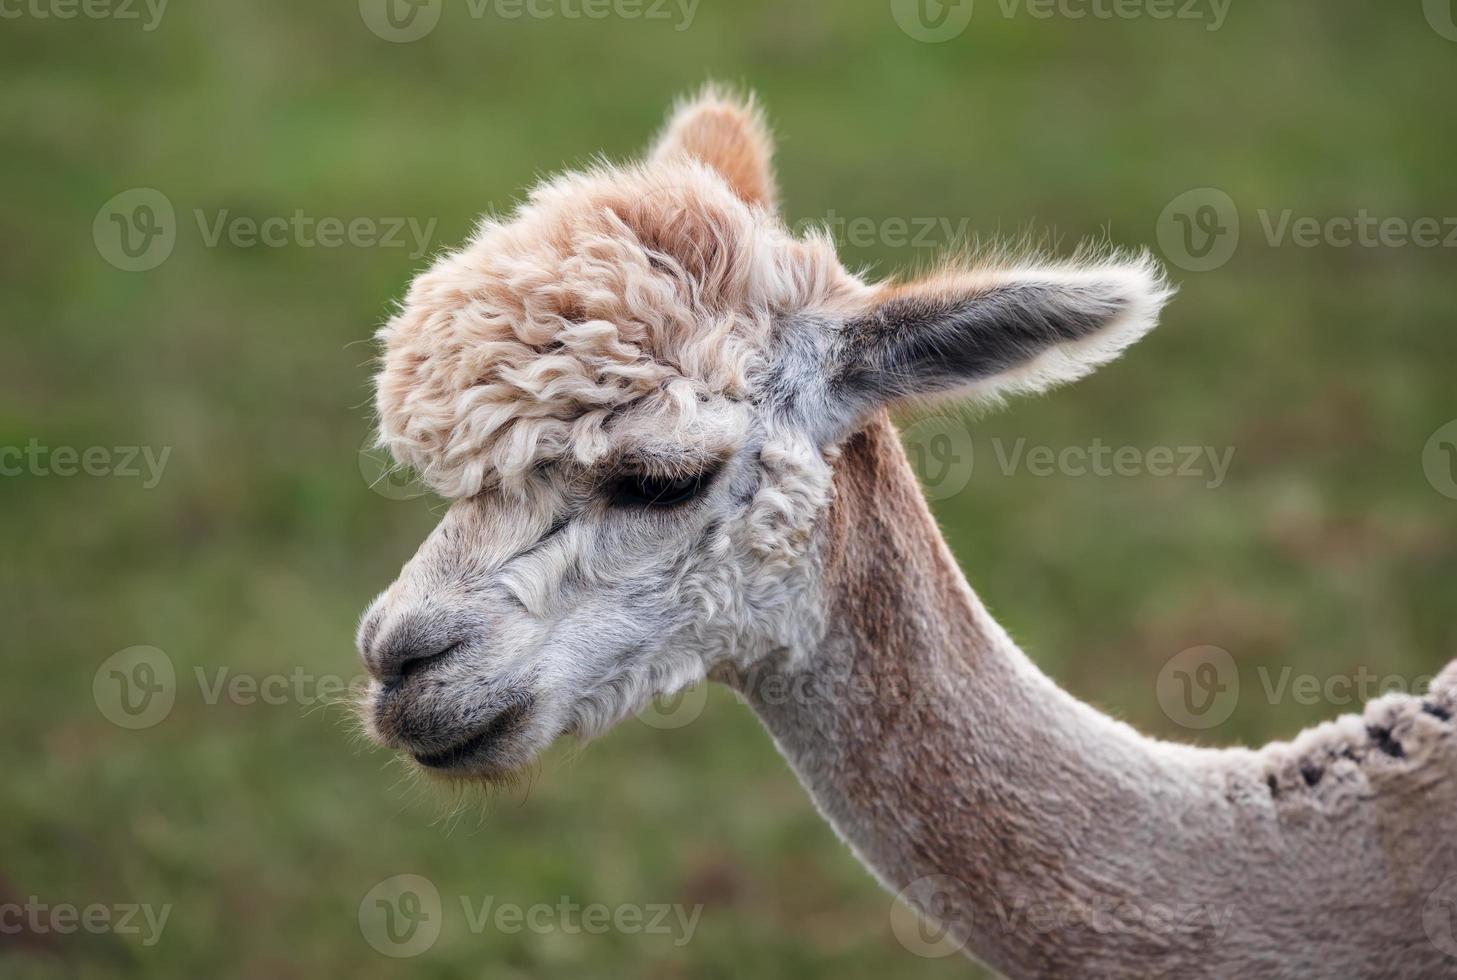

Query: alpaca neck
[731,413,1457,979]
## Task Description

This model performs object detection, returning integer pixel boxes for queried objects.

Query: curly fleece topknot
[374,157,851,499]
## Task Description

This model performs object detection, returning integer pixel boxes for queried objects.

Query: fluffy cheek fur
[538,425,837,745]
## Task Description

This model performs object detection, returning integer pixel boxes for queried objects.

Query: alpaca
[357,87,1457,978]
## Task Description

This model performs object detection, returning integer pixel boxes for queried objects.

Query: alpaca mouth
[410,698,533,772]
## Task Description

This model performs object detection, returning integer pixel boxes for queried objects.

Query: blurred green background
[3,1,1455,977]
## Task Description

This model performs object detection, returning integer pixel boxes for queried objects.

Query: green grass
[3,1,1456,976]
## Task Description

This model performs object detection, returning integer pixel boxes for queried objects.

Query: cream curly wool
[358,87,1457,979]
[374,158,850,499]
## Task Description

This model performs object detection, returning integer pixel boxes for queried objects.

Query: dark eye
[611,471,707,508]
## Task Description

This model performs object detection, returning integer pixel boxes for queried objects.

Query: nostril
[382,642,462,691]
[360,608,485,687]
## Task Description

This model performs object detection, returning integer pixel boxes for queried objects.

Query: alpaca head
[357,87,1172,780]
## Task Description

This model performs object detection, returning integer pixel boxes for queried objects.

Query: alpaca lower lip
[410,700,531,770]
[412,730,495,770]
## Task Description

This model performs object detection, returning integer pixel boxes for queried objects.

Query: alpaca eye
[612,471,706,508]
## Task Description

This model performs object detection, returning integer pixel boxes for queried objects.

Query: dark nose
[358,606,477,688]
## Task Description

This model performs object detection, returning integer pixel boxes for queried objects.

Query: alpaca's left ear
[815,255,1173,435]
[648,86,777,209]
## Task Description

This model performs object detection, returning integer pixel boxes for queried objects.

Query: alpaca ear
[648,86,778,209]
[820,255,1173,431]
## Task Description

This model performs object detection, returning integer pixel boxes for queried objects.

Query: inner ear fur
[836,255,1173,408]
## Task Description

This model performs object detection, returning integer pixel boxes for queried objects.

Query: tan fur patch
[649,86,779,209]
